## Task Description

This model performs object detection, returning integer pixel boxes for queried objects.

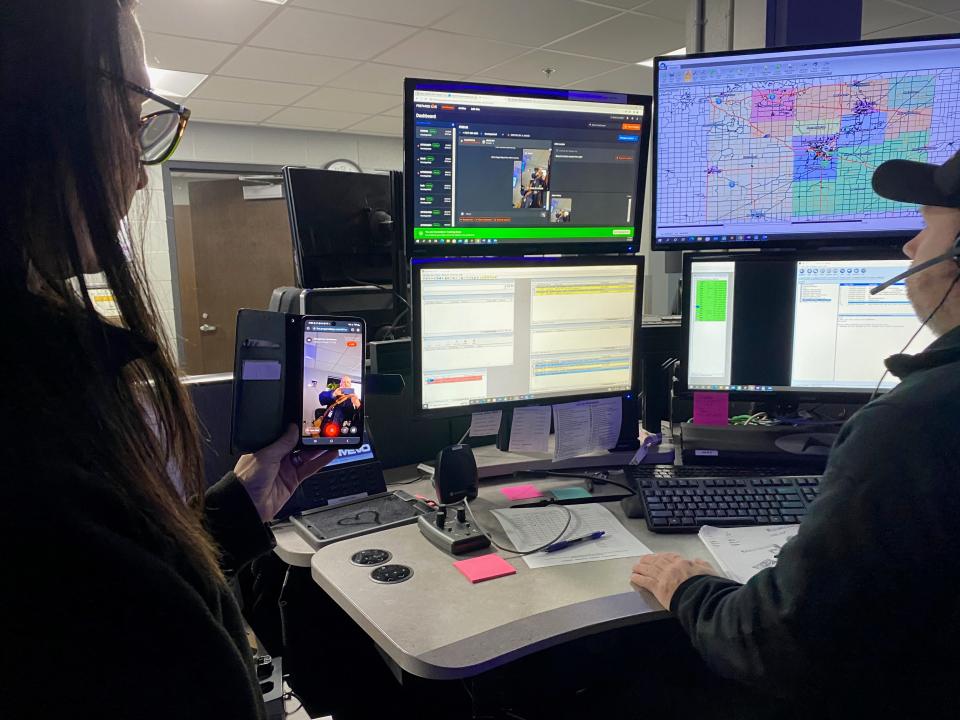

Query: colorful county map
[657,70,960,226]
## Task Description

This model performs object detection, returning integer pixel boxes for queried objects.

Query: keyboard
[624,467,822,533]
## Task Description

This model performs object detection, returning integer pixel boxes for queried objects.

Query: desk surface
[273,464,712,680]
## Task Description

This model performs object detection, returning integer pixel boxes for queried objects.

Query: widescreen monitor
[412,257,643,416]
[653,34,960,250]
[404,78,651,256]
[680,252,936,400]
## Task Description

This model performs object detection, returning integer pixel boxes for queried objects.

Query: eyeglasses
[123,80,191,165]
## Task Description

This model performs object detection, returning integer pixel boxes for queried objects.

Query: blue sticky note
[547,487,592,501]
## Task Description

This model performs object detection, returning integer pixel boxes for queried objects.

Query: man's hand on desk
[630,553,720,609]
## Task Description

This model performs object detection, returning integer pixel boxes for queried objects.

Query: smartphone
[299,316,365,447]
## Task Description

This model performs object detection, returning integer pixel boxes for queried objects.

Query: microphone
[870,247,960,295]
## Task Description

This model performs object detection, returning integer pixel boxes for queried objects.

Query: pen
[543,530,606,553]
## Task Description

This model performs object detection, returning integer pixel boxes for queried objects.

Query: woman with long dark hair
[0,2,334,716]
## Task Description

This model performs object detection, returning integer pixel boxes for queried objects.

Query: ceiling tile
[898,0,960,13]
[433,0,618,46]
[375,30,529,75]
[292,0,469,26]
[217,47,358,85]
[547,13,684,63]
[263,107,372,130]
[142,33,237,74]
[193,76,315,105]
[863,14,960,38]
[382,104,403,117]
[344,115,403,136]
[296,87,398,113]
[631,0,687,23]
[584,0,645,7]
[567,65,653,95]
[184,99,284,124]
[135,0,276,44]
[861,0,930,34]
[326,62,464,95]
[482,50,623,86]
[250,8,419,60]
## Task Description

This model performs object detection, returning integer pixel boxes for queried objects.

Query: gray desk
[273,466,711,680]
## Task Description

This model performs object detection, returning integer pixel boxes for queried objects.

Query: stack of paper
[492,504,651,569]
[698,524,799,584]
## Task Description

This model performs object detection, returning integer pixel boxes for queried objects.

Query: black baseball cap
[872,150,960,208]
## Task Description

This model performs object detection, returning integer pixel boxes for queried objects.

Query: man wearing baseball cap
[628,151,960,715]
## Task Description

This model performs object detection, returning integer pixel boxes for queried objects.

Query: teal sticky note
[548,487,592,501]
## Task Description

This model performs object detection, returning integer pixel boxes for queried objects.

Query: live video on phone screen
[301,319,363,445]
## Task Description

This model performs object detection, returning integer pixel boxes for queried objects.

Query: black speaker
[433,444,479,504]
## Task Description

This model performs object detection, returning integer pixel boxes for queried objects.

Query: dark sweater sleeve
[667,402,956,698]
[205,472,276,576]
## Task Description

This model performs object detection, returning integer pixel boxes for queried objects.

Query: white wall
[134,122,402,358]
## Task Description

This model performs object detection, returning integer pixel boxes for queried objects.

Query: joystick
[418,502,490,556]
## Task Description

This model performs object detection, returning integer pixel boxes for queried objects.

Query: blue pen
[544,530,606,553]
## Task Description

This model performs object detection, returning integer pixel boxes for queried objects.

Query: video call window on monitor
[405,79,652,256]
[682,253,935,398]
[653,35,960,250]
[413,258,643,414]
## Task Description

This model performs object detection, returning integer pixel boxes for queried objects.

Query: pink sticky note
[693,391,729,426]
[453,554,517,583]
[500,484,543,501]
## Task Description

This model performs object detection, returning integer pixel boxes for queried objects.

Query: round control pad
[350,549,391,566]
[370,564,413,584]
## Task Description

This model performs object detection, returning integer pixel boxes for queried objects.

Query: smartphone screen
[301,318,364,446]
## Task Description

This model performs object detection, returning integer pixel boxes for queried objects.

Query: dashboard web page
[686,258,934,394]
[655,36,960,247]
[419,265,637,410]
[410,86,645,248]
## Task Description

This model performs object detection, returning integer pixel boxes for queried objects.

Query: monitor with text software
[654,34,960,250]
[412,257,643,415]
[681,252,936,399]
[405,78,651,256]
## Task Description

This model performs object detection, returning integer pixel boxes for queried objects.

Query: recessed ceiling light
[147,67,208,98]
[253,0,289,4]
[637,47,686,68]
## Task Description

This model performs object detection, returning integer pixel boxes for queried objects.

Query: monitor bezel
[404,77,652,257]
[651,32,960,252]
[412,255,645,418]
[679,247,916,402]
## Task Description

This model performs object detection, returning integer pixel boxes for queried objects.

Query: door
[182,177,295,374]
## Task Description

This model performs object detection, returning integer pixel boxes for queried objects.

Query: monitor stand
[417,436,642,480]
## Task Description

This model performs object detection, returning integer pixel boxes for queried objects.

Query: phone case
[230,309,291,454]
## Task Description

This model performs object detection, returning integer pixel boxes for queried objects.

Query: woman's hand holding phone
[234,425,338,521]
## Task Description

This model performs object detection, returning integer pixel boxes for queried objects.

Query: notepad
[501,484,542,501]
[453,554,517,583]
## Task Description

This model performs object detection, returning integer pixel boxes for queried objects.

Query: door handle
[199,324,218,333]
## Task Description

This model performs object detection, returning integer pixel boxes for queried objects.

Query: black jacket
[0,309,273,718]
[671,325,960,715]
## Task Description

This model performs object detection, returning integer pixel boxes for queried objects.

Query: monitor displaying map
[653,36,960,250]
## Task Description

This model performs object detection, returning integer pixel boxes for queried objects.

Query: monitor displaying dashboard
[405,78,651,256]
[412,257,642,415]
[653,34,960,250]
[681,252,936,398]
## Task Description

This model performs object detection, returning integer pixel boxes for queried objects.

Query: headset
[870,232,960,295]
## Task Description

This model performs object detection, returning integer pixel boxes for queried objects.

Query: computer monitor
[412,256,643,416]
[404,78,651,256]
[653,34,960,250]
[680,251,936,400]
[283,166,400,287]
